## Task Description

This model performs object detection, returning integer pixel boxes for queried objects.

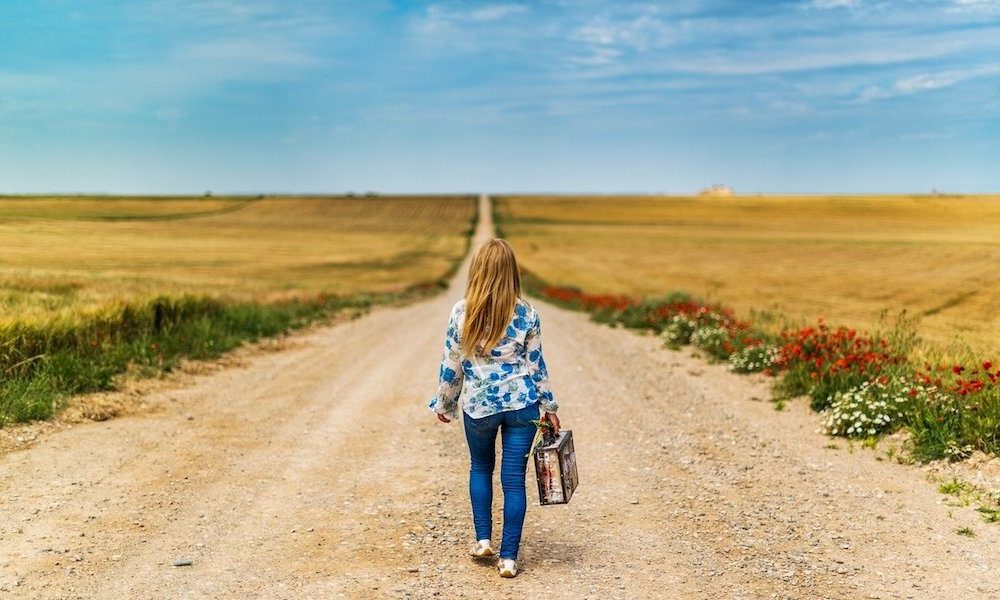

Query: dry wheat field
[496,194,1000,355]
[1,195,476,323]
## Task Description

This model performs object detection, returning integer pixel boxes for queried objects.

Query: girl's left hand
[543,412,560,434]
[437,413,451,423]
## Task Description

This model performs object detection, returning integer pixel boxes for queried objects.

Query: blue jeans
[463,401,540,560]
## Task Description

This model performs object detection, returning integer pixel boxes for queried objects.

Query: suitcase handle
[526,419,556,457]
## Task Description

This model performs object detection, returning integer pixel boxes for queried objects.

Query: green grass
[0,287,445,426]
[976,506,1000,523]
[938,479,972,496]
[936,477,1000,525]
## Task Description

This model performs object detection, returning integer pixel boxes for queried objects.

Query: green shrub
[0,293,385,425]
[907,384,1000,461]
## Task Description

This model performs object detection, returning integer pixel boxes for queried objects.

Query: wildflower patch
[530,275,999,462]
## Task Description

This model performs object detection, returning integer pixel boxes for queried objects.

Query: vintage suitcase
[533,430,578,505]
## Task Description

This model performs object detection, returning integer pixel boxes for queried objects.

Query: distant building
[698,184,735,197]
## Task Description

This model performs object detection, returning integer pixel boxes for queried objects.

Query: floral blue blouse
[429,298,557,420]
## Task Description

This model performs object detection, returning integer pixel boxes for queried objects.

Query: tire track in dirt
[1,195,997,599]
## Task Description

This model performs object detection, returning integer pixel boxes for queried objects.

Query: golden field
[0,195,476,324]
[496,195,1000,355]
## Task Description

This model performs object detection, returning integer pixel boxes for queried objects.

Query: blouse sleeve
[525,310,558,414]
[429,306,464,420]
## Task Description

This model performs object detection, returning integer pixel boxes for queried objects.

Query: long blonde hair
[462,238,521,357]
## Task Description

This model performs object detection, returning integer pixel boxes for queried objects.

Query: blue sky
[0,0,997,194]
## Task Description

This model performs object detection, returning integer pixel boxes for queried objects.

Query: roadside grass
[933,476,1000,527]
[0,290,435,425]
[978,506,1000,523]
[519,271,999,462]
[938,478,974,497]
[1,195,477,425]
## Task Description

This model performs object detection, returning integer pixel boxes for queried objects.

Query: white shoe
[497,558,517,578]
[470,539,495,558]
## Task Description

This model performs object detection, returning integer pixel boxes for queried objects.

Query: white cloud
[569,9,672,66]
[141,0,290,27]
[857,65,1000,102]
[136,0,339,63]
[467,4,528,21]
[810,0,861,8]
[570,14,1000,79]
[0,1,340,122]
[858,85,891,102]
[176,38,322,68]
[569,46,624,66]
[946,0,1000,16]
[895,71,965,93]
[416,2,527,32]
[572,14,669,51]
[409,3,528,45]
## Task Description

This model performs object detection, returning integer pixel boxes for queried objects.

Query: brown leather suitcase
[533,430,578,505]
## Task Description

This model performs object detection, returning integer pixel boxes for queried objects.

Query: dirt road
[1,195,997,599]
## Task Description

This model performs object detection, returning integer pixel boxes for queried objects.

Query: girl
[429,238,560,578]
